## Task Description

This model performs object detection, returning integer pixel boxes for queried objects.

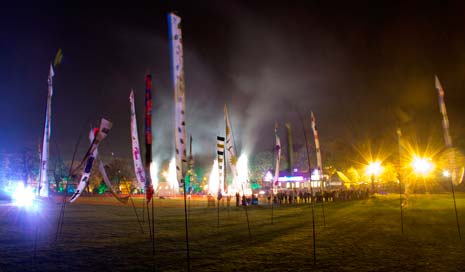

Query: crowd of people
[266,188,371,205]
[207,188,371,208]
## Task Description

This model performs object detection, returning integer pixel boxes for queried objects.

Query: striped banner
[168,12,188,187]
[144,75,154,203]
[274,123,281,186]
[217,136,225,193]
[311,111,324,185]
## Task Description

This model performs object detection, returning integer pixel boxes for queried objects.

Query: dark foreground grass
[1,193,465,271]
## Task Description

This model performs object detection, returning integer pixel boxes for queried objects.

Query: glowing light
[443,170,451,177]
[167,158,179,191]
[366,161,383,176]
[150,162,159,192]
[208,159,220,195]
[237,154,252,195]
[411,156,434,176]
[278,176,304,182]
[311,169,321,181]
[263,171,273,182]
[12,183,36,208]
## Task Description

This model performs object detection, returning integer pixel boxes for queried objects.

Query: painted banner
[311,111,324,184]
[69,119,112,202]
[168,12,188,188]
[69,128,99,203]
[274,123,281,186]
[224,105,238,191]
[435,76,460,184]
[39,64,54,197]
[71,118,112,176]
[144,75,154,203]
[98,160,129,204]
[129,89,146,189]
[217,136,225,193]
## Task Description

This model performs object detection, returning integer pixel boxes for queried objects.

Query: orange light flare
[365,161,384,177]
[411,156,435,177]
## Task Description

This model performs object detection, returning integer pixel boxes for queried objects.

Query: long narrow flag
[435,76,459,184]
[144,75,154,203]
[38,64,54,197]
[69,119,112,202]
[168,13,188,187]
[311,111,324,186]
[98,160,129,204]
[130,90,146,190]
[224,105,238,190]
[217,136,225,193]
[274,123,281,186]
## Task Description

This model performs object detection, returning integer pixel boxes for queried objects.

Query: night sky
[2,2,465,164]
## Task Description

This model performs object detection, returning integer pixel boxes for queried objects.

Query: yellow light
[366,161,383,176]
[411,156,434,176]
[443,170,450,177]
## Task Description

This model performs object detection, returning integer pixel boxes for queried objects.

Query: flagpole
[397,129,404,234]
[435,76,461,240]
[297,111,317,265]
[168,13,190,271]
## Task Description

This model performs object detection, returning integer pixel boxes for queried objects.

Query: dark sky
[1,2,465,164]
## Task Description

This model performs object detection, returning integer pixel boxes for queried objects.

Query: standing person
[235,192,240,207]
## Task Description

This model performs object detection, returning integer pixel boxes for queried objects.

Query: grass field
[1,193,465,271]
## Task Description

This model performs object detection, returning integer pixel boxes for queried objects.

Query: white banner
[98,160,129,204]
[38,64,54,197]
[311,111,323,180]
[224,105,239,191]
[129,90,146,189]
[168,12,187,187]
[274,123,281,186]
[69,118,112,202]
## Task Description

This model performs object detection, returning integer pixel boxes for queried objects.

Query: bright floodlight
[366,161,383,176]
[411,156,434,176]
[166,158,179,191]
[443,170,451,177]
[12,183,35,208]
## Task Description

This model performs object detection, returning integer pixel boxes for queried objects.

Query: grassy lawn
[1,193,465,271]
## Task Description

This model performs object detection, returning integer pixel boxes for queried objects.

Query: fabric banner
[129,90,146,189]
[435,76,460,184]
[69,128,99,203]
[224,105,238,190]
[311,112,324,182]
[217,136,225,193]
[144,75,154,203]
[39,64,54,197]
[71,118,112,176]
[98,160,129,204]
[168,12,188,188]
[274,123,281,186]
[69,119,112,202]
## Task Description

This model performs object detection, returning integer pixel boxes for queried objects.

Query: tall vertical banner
[274,123,281,186]
[435,76,459,185]
[144,75,154,203]
[39,64,54,197]
[217,136,225,193]
[224,105,239,191]
[168,13,188,186]
[69,119,112,203]
[130,90,146,190]
[311,112,324,186]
